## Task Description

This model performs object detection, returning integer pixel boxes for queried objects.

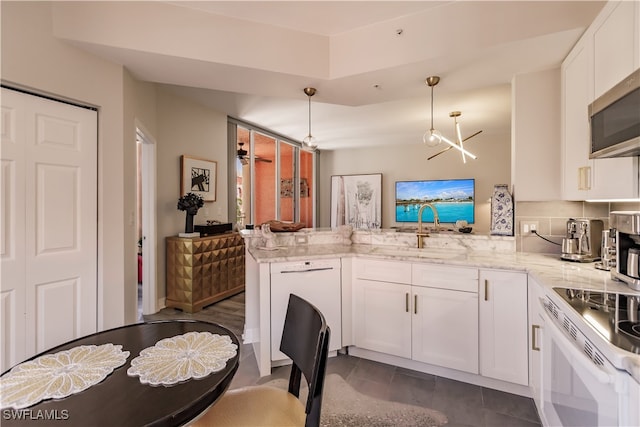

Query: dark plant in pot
[177,192,204,233]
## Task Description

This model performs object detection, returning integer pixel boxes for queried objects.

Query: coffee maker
[561,218,604,262]
[611,211,640,290]
[595,229,617,271]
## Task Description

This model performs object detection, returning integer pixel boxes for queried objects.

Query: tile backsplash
[515,201,639,253]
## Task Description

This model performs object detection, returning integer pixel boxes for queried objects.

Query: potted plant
[177,192,204,234]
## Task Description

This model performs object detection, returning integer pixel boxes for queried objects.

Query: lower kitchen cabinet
[479,269,529,386]
[353,259,480,375]
[412,264,479,373]
[353,277,412,358]
[412,285,478,373]
[528,275,546,423]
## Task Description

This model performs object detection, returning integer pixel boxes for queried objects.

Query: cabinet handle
[532,324,540,351]
[484,279,489,301]
[405,293,409,312]
[414,295,417,314]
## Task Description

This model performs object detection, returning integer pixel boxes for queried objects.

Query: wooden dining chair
[189,293,331,427]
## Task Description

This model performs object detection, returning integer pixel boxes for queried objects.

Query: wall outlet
[521,221,539,234]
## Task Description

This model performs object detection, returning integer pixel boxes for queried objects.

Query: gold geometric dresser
[166,232,245,313]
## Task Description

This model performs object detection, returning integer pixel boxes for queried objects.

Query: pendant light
[423,76,442,147]
[422,76,478,161]
[302,87,318,150]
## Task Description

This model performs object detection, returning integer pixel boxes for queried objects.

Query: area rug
[262,374,448,427]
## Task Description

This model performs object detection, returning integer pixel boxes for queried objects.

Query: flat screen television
[395,179,475,224]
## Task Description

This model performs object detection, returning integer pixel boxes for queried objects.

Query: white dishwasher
[270,258,342,361]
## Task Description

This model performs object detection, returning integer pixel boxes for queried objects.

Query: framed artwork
[330,173,382,229]
[280,178,309,198]
[181,155,217,201]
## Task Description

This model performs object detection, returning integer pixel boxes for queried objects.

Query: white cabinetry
[561,0,640,200]
[528,275,546,425]
[353,259,480,375]
[412,264,479,374]
[479,269,529,386]
[562,37,593,201]
[353,278,412,358]
[353,259,412,358]
[593,0,639,98]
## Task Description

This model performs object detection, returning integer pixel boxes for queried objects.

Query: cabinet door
[412,286,479,374]
[353,278,411,358]
[590,0,640,200]
[528,276,546,423]
[479,270,529,386]
[593,0,637,98]
[561,38,592,201]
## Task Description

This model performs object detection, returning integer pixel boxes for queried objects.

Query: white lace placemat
[127,331,238,386]
[0,344,130,409]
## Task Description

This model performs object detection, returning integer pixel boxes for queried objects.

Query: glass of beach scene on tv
[395,179,475,224]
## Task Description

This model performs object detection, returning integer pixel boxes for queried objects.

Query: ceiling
[57,1,606,151]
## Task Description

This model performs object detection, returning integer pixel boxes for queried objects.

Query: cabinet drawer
[412,263,478,292]
[354,258,411,284]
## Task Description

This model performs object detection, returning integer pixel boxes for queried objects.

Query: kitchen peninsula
[240,228,640,425]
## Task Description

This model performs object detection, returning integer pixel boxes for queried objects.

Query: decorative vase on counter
[490,184,514,236]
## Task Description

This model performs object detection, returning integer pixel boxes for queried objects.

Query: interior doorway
[136,126,157,319]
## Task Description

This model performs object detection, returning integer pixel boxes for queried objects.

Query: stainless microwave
[589,68,640,159]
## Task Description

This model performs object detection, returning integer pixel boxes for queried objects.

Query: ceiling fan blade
[427,130,482,160]
[255,156,273,163]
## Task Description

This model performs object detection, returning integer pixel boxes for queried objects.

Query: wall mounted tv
[395,179,475,224]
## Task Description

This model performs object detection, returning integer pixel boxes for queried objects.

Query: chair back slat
[279,294,330,427]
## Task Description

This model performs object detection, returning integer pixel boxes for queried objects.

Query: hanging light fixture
[302,87,318,150]
[422,76,479,162]
[423,76,442,147]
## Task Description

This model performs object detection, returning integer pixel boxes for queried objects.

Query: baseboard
[348,346,531,397]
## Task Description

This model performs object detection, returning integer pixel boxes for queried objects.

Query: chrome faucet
[417,203,440,249]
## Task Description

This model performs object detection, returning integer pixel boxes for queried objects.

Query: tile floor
[144,293,542,427]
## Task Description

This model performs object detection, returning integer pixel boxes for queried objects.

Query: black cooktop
[553,287,640,354]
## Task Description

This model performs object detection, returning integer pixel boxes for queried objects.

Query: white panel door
[1,89,27,371]
[412,286,479,374]
[0,88,98,370]
[353,278,411,358]
[479,270,529,386]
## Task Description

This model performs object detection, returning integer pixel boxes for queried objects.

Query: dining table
[1,320,240,426]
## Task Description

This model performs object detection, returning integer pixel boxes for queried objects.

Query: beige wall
[123,70,157,323]
[319,130,512,233]
[155,87,228,300]
[2,1,127,329]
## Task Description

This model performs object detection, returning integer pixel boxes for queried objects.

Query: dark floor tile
[389,371,436,407]
[349,357,396,385]
[431,377,484,426]
[326,352,358,378]
[434,377,483,406]
[347,375,392,401]
[483,409,541,427]
[482,387,540,424]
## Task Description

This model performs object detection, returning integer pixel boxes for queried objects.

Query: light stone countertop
[245,239,640,383]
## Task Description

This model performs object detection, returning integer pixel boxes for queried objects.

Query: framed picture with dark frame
[330,173,382,229]
[181,155,217,202]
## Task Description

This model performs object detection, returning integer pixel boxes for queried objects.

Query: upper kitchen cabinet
[592,0,639,98]
[561,0,640,201]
